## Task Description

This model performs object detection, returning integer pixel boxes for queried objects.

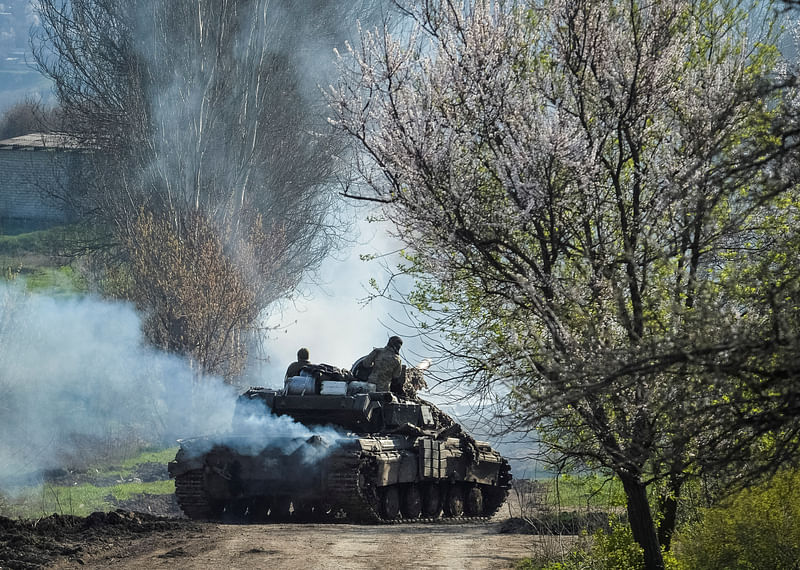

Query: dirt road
[45,520,553,569]
[3,483,572,568]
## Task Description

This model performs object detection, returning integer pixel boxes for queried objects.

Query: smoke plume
[0,282,240,486]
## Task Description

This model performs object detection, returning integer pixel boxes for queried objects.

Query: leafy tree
[31,0,381,379]
[330,0,800,567]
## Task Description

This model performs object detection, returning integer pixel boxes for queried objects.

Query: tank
[168,365,512,523]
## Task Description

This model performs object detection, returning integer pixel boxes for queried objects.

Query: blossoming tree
[330,0,800,567]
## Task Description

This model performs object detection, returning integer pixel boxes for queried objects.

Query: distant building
[0,132,86,232]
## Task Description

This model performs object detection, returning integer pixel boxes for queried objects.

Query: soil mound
[0,510,198,569]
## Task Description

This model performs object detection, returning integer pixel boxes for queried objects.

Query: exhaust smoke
[0,281,332,490]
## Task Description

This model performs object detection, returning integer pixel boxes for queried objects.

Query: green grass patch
[3,480,175,519]
[547,474,626,509]
[1,264,86,292]
[96,447,179,479]
[0,224,91,293]
[109,480,175,501]
[72,446,178,478]
[0,226,53,249]
[514,474,626,510]
[117,447,178,471]
[0,446,179,519]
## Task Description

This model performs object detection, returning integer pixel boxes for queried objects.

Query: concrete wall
[0,134,84,230]
[0,149,69,221]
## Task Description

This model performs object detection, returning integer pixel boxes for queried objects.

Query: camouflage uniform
[360,337,403,392]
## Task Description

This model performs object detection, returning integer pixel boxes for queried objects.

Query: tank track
[174,450,511,524]
[174,469,220,520]
[326,449,510,524]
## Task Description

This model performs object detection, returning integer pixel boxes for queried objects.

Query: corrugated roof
[0,132,83,150]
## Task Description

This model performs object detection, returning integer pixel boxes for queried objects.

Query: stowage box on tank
[168,369,512,523]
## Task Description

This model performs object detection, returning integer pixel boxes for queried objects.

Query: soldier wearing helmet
[356,336,403,392]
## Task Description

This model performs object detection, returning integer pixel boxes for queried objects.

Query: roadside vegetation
[0,447,177,519]
[511,468,800,570]
[672,469,800,570]
[0,224,87,293]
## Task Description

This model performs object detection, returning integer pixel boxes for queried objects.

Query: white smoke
[0,278,375,492]
[0,281,238,485]
[259,217,416,384]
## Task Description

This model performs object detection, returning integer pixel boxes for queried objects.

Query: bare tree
[330,0,800,567]
[116,208,293,379]
[32,0,383,379]
[0,99,63,140]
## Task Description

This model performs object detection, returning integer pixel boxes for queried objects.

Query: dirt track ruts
[49,520,559,569]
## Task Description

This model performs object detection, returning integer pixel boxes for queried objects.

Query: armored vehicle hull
[169,378,511,523]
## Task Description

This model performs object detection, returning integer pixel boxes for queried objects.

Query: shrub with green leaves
[515,523,684,570]
[545,524,643,570]
[674,469,800,570]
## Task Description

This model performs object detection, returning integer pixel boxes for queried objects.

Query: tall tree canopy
[331,0,800,567]
[33,0,382,379]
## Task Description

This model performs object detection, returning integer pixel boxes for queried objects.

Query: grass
[511,473,626,512]
[547,473,626,509]
[118,447,178,470]
[97,447,179,479]
[1,263,86,292]
[0,446,179,519]
[0,223,89,293]
[6,480,177,519]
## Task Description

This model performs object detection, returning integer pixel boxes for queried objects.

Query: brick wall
[0,147,80,224]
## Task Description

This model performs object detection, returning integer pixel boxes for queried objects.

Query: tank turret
[168,366,511,523]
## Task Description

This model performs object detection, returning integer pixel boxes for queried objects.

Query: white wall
[0,147,76,224]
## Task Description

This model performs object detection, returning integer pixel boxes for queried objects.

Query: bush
[500,511,622,535]
[542,524,644,570]
[515,523,683,570]
[673,469,800,570]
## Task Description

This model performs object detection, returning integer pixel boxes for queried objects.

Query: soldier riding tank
[168,364,512,522]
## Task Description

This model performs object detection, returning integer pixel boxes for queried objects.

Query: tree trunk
[657,475,682,551]
[620,473,664,570]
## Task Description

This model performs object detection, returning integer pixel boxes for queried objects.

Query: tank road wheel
[249,498,270,522]
[270,496,292,520]
[445,485,465,518]
[223,499,249,523]
[380,486,401,520]
[422,484,442,518]
[466,486,484,516]
[293,501,316,522]
[402,484,423,519]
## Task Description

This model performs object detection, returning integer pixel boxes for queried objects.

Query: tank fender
[376,451,418,486]
[355,435,414,453]
[168,455,203,479]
